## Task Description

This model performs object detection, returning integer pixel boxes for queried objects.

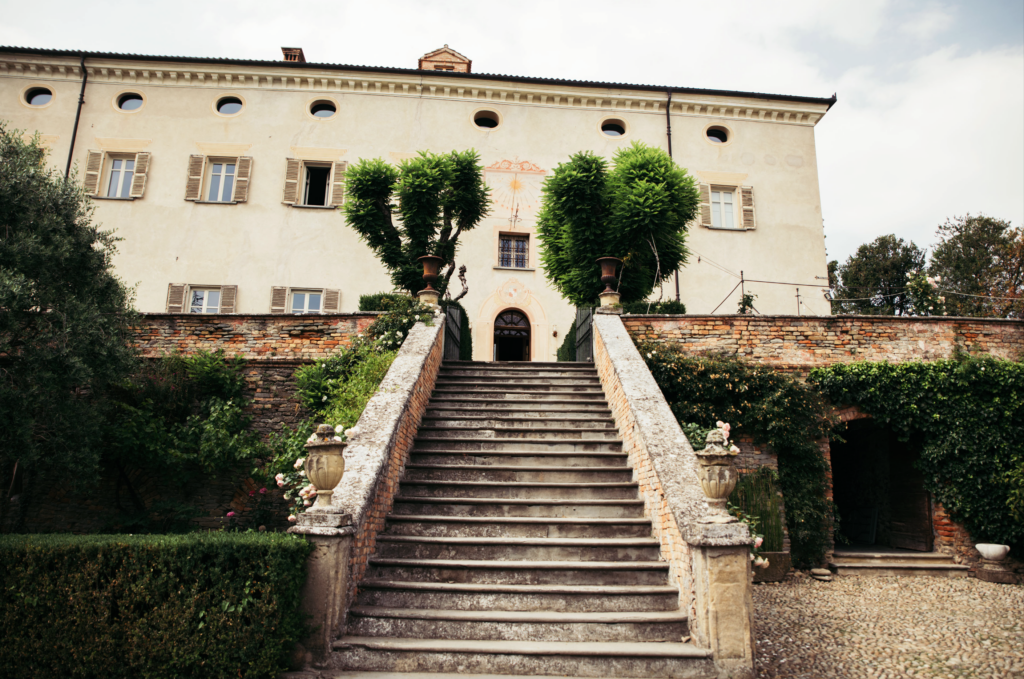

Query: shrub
[0,532,312,679]
[621,300,687,314]
[322,347,398,430]
[557,322,577,362]
[358,292,410,311]
[641,345,836,566]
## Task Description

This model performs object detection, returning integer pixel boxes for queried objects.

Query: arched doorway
[493,309,531,361]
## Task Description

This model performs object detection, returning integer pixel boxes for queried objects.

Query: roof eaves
[0,46,838,108]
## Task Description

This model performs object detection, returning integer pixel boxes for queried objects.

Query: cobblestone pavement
[753,574,1024,678]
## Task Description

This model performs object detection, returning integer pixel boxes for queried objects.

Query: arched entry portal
[493,309,531,361]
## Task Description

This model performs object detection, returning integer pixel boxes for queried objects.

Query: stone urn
[695,429,739,524]
[304,424,346,510]
[596,257,622,308]
[975,543,1016,584]
[417,255,445,306]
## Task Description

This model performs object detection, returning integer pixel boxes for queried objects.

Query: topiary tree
[343,150,491,296]
[536,142,699,306]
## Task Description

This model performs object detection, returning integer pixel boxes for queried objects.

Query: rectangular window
[302,164,332,206]
[291,290,322,314]
[499,234,529,268]
[711,189,736,229]
[189,288,221,314]
[207,161,236,202]
[105,156,135,198]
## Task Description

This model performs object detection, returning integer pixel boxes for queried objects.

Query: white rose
[294,457,305,469]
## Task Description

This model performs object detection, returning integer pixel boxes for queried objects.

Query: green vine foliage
[810,357,1024,552]
[641,344,837,566]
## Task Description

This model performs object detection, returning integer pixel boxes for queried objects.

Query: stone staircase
[830,547,969,578]
[331,361,714,678]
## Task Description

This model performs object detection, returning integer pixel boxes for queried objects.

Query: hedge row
[0,532,313,679]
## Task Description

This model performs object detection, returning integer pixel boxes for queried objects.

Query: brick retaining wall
[623,314,1024,375]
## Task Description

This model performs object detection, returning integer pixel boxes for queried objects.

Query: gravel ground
[753,574,1024,678]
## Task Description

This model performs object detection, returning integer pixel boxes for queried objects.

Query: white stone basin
[975,543,1010,561]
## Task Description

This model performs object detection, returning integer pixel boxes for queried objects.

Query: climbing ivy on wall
[809,357,1024,553]
[640,344,837,566]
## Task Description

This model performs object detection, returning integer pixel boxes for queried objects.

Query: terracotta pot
[418,255,445,292]
[596,257,622,294]
[304,424,346,510]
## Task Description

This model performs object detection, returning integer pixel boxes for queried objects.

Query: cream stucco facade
[0,47,835,361]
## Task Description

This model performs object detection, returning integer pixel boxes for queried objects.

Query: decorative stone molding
[0,53,830,127]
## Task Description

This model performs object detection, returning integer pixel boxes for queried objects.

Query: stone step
[410,450,628,467]
[435,377,601,386]
[326,672,685,679]
[439,371,599,381]
[432,388,606,399]
[331,637,714,678]
[346,606,688,643]
[417,426,619,441]
[390,497,645,519]
[374,535,661,562]
[403,464,633,483]
[427,398,611,411]
[422,415,616,428]
[831,550,958,565]
[355,580,679,612]
[443,361,594,369]
[398,480,640,500]
[829,561,970,578]
[425,404,612,417]
[385,515,652,539]
[413,438,622,453]
[366,558,671,586]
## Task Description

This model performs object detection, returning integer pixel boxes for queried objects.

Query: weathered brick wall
[240,360,313,435]
[594,325,694,607]
[134,313,380,360]
[624,314,1024,375]
[331,321,446,608]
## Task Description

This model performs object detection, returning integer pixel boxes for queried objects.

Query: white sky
[2,0,1021,264]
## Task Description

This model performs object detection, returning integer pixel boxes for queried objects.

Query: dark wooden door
[888,446,933,551]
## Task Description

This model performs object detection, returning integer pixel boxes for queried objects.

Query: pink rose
[226,511,236,517]
[754,536,763,549]
[287,515,297,523]
[277,480,285,488]
[248,490,255,497]
[259,488,267,494]
[303,500,311,507]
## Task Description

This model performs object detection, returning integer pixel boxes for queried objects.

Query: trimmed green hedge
[0,532,313,679]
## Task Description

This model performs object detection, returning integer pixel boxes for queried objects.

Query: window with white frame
[105,155,135,198]
[291,290,322,314]
[189,288,221,314]
[711,188,736,229]
[499,234,529,268]
[206,160,237,202]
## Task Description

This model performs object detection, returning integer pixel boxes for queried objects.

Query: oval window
[217,96,243,115]
[706,126,729,143]
[601,119,626,136]
[474,111,499,129]
[25,87,53,106]
[310,101,336,118]
[118,93,144,111]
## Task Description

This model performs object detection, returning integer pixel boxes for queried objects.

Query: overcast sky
[3,0,1022,264]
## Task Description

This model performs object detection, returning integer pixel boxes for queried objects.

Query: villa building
[0,44,836,360]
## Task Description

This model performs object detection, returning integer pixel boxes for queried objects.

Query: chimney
[281,47,306,63]
[418,45,471,73]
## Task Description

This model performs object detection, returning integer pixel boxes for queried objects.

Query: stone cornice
[0,52,831,127]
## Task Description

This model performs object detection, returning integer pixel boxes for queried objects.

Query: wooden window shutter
[219,285,238,313]
[233,156,253,202]
[185,155,206,201]
[129,152,151,198]
[282,158,301,204]
[270,286,288,314]
[329,161,347,207]
[83,150,104,195]
[322,289,341,313]
[699,183,712,228]
[166,283,187,313]
[741,186,756,229]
